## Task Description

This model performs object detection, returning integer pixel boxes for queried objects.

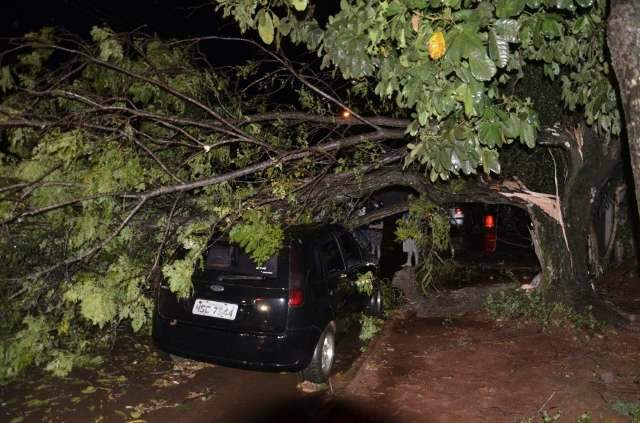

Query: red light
[484,214,495,229]
[289,288,304,307]
[288,247,304,307]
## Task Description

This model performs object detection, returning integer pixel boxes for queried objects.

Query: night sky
[1,0,220,38]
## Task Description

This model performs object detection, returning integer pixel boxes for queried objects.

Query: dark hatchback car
[153,224,382,382]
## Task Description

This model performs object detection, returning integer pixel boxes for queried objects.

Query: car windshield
[206,243,279,277]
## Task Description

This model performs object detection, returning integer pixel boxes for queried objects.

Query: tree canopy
[0,0,628,382]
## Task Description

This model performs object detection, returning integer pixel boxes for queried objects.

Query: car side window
[319,238,345,276]
[338,233,362,269]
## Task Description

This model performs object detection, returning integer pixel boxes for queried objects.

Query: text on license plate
[192,299,238,320]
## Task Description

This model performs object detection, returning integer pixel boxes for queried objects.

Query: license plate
[192,299,238,320]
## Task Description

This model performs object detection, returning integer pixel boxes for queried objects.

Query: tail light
[484,214,495,230]
[288,246,304,307]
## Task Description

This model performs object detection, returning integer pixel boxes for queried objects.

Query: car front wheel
[302,324,335,383]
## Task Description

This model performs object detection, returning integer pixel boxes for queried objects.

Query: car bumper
[152,314,320,372]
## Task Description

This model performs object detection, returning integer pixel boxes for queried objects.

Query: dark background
[0,0,215,38]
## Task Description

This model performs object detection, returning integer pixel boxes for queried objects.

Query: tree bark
[608,0,640,217]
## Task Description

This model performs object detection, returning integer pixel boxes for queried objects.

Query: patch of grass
[485,289,603,332]
[611,399,640,421]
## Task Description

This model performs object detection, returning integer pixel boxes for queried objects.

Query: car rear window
[206,244,279,277]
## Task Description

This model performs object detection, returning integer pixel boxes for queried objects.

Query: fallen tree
[0,0,633,380]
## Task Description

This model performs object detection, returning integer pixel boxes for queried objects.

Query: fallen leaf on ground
[297,381,327,393]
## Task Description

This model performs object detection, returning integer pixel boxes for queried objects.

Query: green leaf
[521,122,536,148]
[489,30,509,68]
[575,0,593,6]
[258,10,274,45]
[588,79,609,116]
[405,0,428,7]
[456,83,475,117]
[481,149,501,174]
[495,0,525,18]
[479,121,503,147]
[469,50,497,81]
[446,28,483,62]
[290,0,308,11]
[572,16,590,34]
[541,16,563,38]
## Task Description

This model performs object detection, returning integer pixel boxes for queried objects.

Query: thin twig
[175,36,385,133]
[537,391,556,414]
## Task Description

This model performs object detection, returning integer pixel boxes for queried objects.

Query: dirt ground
[3,263,640,422]
[318,262,640,423]
[322,311,640,422]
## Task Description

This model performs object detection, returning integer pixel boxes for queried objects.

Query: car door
[316,234,347,318]
[335,231,370,314]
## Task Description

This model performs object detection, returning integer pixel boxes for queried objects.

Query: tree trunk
[525,125,621,303]
[608,0,640,218]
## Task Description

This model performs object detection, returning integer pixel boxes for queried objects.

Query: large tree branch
[241,112,410,128]
[2,129,406,224]
[137,128,406,199]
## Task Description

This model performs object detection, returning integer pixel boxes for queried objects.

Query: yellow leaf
[428,31,446,60]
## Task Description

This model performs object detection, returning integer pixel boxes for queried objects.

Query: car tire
[366,288,384,316]
[302,324,336,383]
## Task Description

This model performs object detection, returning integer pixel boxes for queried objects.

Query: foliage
[611,399,640,421]
[229,208,284,265]
[485,289,602,332]
[0,29,302,380]
[358,314,384,350]
[355,271,375,296]
[0,316,52,384]
[0,0,626,381]
[395,196,449,250]
[64,256,152,331]
[395,195,451,294]
[217,0,619,180]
